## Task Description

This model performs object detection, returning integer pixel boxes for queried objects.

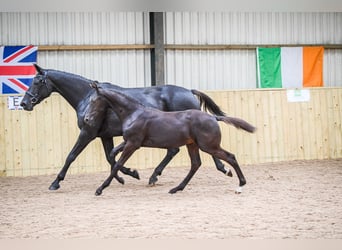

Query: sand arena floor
[0,159,341,239]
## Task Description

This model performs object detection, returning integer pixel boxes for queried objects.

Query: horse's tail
[216,116,256,133]
[191,89,226,116]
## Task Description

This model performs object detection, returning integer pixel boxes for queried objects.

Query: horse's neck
[48,70,91,110]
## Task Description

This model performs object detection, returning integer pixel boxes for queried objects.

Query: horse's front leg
[49,130,96,190]
[148,147,180,185]
[101,137,139,179]
[96,142,138,196]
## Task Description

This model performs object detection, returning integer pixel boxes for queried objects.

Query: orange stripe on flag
[303,47,324,87]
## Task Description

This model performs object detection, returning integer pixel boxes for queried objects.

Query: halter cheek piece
[26,73,49,104]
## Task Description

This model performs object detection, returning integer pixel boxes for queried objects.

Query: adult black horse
[20,64,232,190]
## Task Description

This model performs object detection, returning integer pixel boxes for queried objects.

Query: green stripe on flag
[257,48,282,88]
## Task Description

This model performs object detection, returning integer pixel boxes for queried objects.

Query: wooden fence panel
[0,88,341,176]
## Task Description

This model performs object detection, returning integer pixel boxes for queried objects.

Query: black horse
[88,82,255,195]
[20,64,231,190]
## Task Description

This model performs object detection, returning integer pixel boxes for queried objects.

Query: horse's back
[159,85,200,111]
[104,83,200,112]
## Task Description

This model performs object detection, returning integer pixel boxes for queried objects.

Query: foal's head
[83,81,109,126]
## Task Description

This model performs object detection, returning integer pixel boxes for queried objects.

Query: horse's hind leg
[212,156,233,177]
[169,144,201,194]
[149,147,180,185]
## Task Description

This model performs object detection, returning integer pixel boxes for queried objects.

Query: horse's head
[20,64,54,111]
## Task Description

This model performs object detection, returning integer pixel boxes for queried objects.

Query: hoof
[235,186,242,194]
[132,170,140,180]
[49,182,60,190]
[169,187,181,194]
[226,169,233,177]
[115,176,125,185]
[148,176,158,186]
[95,189,102,196]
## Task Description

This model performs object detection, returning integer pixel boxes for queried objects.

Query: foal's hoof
[235,186,243,194]
[226,169,233,177]
[49,182,60,190]
[148,176,158,186]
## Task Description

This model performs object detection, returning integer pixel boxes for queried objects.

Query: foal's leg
[109,141,126,161]
[169,144,202,194]
[212,156,233,177]
[210,148,246,193]
[148,148,180,185]
[95,142,138,196]
[101,138,139,179]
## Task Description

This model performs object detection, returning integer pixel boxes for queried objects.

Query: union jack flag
[0,45,37,94]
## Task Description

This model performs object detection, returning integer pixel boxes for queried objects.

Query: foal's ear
[34,64,44,75]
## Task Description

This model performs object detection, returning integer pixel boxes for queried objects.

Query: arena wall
[1,12,341,176]
[1,87,341,176]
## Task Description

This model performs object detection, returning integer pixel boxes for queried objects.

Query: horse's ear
[34,64,44,74]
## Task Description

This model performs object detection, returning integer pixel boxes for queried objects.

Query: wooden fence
[0,88,341,177]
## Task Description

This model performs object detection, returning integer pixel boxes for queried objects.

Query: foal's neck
[100,89,144,122]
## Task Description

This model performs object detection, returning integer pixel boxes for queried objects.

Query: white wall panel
[165,49,256,90]
[0,12,149,45]
[37,50,151,87]
[165,12,342,45]
[0,12,151,87]
[164,12,342,90]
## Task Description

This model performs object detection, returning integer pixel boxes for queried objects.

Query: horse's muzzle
[20,98,33,111]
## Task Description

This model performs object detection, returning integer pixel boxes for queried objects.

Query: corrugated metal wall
[164,12,342,89]
[1,12,341,89]
[0,12,151,86]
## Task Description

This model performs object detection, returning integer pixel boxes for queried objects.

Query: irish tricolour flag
[257,47,324,88]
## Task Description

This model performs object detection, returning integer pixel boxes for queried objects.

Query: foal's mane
[93,81,150,110]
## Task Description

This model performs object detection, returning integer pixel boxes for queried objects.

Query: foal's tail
[216,116,256,133]
[191,89,226,116]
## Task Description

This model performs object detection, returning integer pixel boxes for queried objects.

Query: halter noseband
[26,72,50,104]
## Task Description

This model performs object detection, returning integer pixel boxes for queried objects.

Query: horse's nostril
[20,102,26,107]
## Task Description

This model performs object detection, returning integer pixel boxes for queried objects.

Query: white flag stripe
[281,47,303,88]
[0,47,4,62]
[0,74,36,78]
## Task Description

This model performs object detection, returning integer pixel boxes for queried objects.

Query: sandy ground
[0,159,341,239]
